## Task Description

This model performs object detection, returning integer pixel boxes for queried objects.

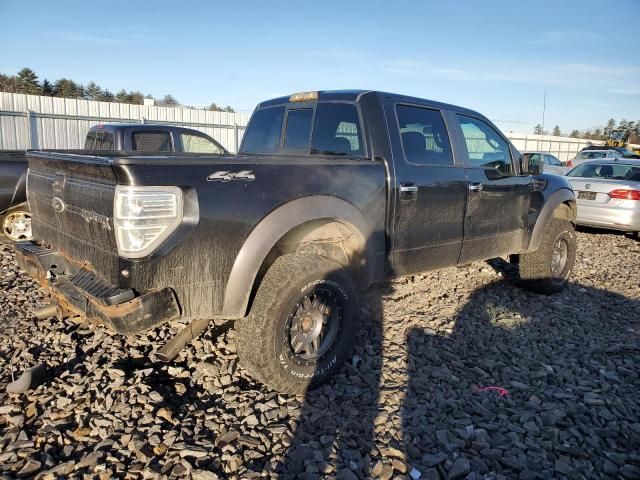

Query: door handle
[469,183,483,193]
[399,183,418,199]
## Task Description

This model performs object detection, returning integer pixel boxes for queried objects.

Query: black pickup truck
[0,124,225,242]
[15,90,576,394]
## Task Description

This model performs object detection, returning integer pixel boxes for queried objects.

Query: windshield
[567,162,640,180]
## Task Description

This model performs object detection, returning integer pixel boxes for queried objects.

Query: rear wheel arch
[221,196,382,318]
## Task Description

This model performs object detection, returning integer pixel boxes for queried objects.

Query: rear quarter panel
[113,155,386,319]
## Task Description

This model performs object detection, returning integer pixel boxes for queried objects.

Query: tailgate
[27,152,120,282]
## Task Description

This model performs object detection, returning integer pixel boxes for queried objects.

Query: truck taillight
[566,160,572,167]
[608,189,640,200]
[114,186,183,258]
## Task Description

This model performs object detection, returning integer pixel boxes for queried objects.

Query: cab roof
[256,89,482,118]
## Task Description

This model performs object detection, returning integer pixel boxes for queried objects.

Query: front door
[386,101,469,275]
[454,114,531,263]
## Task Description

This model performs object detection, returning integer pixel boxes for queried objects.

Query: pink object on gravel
[473,385,510,397]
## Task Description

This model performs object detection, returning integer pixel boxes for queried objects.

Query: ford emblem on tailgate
[52,196,66,213]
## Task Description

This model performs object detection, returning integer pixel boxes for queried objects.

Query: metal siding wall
[506,133,604,162]
[0,92,250,152]
[1,92,604,160]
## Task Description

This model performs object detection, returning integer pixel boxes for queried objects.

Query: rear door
[453,114,531,263]
[385,100,468,274]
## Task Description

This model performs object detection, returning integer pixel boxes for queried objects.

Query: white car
[522,152,568,175]
[566,159,640,236]
[567,149,623,168]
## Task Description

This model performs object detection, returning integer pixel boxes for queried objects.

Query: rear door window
[240,106,285,154]
[181,133,222,154]
[283,108,313,150]
[396,105,453,165]
[311,103,364,156]
[132,131,172,152]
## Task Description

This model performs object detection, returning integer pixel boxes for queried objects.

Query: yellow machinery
[606,129,640,154]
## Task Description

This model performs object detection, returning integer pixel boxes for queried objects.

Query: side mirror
[520,153,544,175]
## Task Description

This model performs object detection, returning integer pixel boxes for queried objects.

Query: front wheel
[519,218,576,294]
[236,253,358,394]
[1,204,32,242]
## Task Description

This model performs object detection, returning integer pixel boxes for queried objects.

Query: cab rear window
[85,131,114,150]
[240,102,365,157]
[241,106,286,154]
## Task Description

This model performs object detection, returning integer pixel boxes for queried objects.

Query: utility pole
[541,89,547,146]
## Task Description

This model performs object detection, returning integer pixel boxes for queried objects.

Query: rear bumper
[575,201,640,232]
[14,242,181,334]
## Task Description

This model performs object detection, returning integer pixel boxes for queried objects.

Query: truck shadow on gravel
[278,265,640,479]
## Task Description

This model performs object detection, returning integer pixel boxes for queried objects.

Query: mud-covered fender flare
[527,188,576,252]
[221,195,383,318]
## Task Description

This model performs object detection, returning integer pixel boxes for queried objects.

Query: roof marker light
[289,91,318,102]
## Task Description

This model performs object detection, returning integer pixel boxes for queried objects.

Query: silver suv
[568,149,623,168]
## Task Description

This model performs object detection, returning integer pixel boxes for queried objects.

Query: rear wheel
[236,253,358,394]
[1,204,32,242]
[519,218,576,294]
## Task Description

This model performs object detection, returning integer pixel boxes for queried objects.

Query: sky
[1,0,639,134]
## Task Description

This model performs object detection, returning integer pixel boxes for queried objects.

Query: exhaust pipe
[33,303,58,320]
[155,318,211,363]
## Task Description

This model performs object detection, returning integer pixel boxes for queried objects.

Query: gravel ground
[1,230,639,480]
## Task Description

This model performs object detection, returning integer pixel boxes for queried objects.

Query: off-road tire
[236,253,358,394]
[519,218,576,294]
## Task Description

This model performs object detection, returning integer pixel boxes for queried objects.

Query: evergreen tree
[16,68,41,95]
[552,125,561,136]
[159,94,179,106]
[85,82,103,100]
[54,79,84,98]
[533,124,543,135]
[605,118,616,135]
[41,79,54,96]
[115,89,130,103]
[569,130,580,138]
[99,89,115,102]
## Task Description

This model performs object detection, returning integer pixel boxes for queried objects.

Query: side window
[240,106,285,154]
[132,131,172,152]
[84,132,96,149]
[283,108,313,150]
[457,115,512,171]
[396,105,453,165]
[311,103,364,156]
[547,155,561,166]
[181,133,222,154]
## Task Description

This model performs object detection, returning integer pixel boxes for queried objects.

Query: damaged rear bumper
[14,242,180,334]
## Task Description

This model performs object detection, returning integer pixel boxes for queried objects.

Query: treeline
[0,67,235,112]
[533,118,640,140]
